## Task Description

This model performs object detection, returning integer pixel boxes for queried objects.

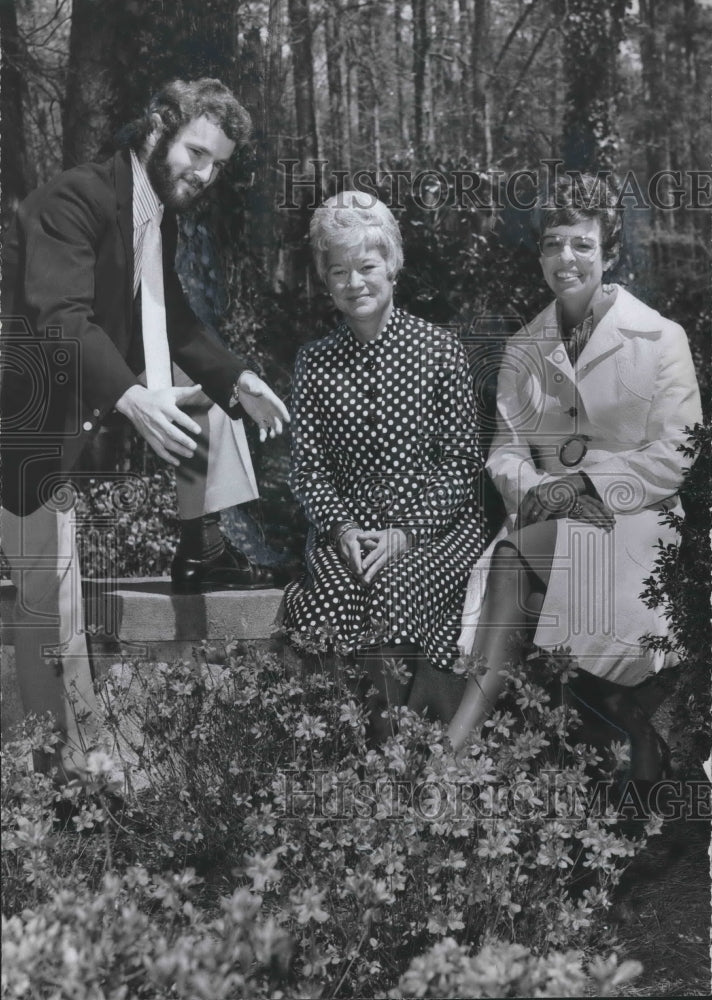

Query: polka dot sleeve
[289,342,358,534]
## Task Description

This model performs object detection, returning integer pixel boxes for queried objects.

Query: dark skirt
[284,500,485,671]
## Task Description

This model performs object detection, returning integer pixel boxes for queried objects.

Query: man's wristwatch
[229,371,261,412]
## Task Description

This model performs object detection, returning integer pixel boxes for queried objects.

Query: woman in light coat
[449,173,702,777]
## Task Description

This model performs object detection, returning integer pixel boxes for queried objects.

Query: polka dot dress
[283,309,487,671]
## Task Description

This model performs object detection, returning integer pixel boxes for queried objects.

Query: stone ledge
[96,584,284,645]
[1,578,287,734]
[1,578,285,646]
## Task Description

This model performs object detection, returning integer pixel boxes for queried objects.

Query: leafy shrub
[640,421,712,770]
[1,863,641,1000]
[0,718,143,920]
[3,641,653,997]
[391,937,642,999]
[75,471,178,580]
[2,889,641,1000]
[2,867,294,1000]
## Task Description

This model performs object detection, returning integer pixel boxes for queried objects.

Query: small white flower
[85,750,116,778]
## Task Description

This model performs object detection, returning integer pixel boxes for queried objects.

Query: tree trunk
[280,0,321,296]
[237,26,265,124]
[471,0,492,169]
[1,0,34,218]
[265,0,284,167]
[325,1,344,169]
[63,0,128,165]
[682,0,699,90]
[412,0,429,162]
[394,0,409,148]
[366,5,382,170]
[373,97,382,172]
[638,0,667,261]
[457,0,470,155]
[347,44,359,165]
[287,0,321,173]
[157,0,241,90]
[261,0,285,282]
[327,6,350,177]
[559,0,627,172]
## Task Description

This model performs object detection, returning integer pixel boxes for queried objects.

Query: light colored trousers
[2,372,257,750]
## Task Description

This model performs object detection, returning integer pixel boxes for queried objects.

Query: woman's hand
[335,527,366,581]
[518,479,614,532]
[518,475,586,527]
[566,495,615,531]
[357,528,411,585]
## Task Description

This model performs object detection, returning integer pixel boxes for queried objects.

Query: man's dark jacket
[1,149,248,516]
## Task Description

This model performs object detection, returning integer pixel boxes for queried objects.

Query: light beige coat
[459,286,702,684]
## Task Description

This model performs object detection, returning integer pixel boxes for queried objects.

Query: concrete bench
[1,578,285,732]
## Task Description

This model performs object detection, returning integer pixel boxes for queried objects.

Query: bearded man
[1,78,289,780]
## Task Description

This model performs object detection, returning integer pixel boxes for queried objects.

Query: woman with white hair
[283,190,487,745]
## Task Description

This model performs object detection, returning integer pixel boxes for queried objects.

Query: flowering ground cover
[2,640,667,999]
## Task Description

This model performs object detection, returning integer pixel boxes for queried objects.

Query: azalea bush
[641,420,712,770]
[1,867,641,1000]
[2,638,652,998]
[391,937,642,1000]
[69,453,303,583]
[74,470,179,580]
[2,887,640,1000]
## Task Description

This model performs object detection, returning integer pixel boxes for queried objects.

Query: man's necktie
[141,208,173,389]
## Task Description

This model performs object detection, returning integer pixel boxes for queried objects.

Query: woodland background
[1,0,710,582]
[1,5,711,995]
[3,0,711,355]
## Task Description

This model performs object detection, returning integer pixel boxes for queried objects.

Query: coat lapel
[575,285,664,379]
[574,317,624,380]
[519,286,668,432]
[572,286,663,426]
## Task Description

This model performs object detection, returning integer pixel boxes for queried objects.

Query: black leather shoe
[269,557,304,588]
[171,538,275,593]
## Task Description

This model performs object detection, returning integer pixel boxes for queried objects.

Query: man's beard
[146,132,204,210]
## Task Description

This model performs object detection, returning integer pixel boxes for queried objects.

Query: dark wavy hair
[117,78,252,151]
[532,172,623,267]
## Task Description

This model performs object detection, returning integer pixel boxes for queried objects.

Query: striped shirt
[130,149,162,297]
[557,284,619,366]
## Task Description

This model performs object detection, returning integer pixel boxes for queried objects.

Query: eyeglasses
[537,235,599,258]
